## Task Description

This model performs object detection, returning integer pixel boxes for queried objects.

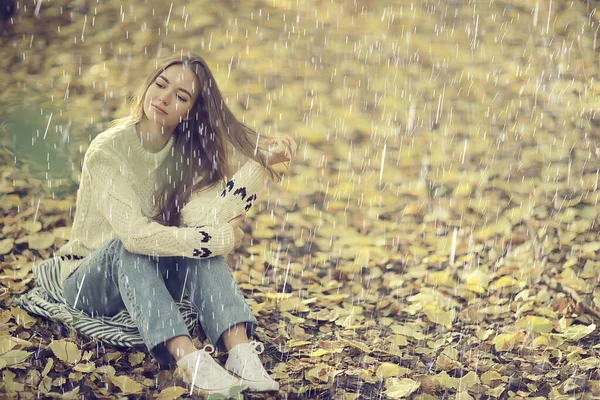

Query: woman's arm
[181,135,296,227]
[87,148,235,259]
[180,159,270,227]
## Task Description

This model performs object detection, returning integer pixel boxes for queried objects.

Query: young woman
[56,54,297,398]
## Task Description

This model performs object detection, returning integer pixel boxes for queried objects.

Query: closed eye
[155,82,188,102]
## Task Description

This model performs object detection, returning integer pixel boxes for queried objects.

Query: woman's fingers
[286,136,297,153]
[229,212,246,225]
[263,136,297,164]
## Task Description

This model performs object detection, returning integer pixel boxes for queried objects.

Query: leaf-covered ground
[1,0,600,398]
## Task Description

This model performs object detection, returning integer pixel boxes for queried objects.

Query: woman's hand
[228,212,246,249]
[261,135,298,166]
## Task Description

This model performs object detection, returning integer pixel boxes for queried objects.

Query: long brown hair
[112,54,282,226]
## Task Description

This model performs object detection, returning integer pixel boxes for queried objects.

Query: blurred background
[1,0,600,398]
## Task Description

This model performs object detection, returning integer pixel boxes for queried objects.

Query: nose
[157,94,168,105]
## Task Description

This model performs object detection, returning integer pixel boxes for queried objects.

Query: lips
[152,104,167,115]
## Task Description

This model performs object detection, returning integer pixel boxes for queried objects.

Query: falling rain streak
[0,0,599,399]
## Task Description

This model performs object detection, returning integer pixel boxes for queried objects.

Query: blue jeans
[63,237,257,366]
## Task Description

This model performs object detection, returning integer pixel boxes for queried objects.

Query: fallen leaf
[0,350,32,367]
[423,301,456,329]
[128,352,145,367]
[0,238,14,255]
[559,324,596,341]
[48,339,81,364]
[156,386,188,400]
[384,378,421,398]
[108,374,144,395]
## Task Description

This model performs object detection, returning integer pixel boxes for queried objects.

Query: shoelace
[249,341,264,355]
[201,344,216,355]
[240,341,268,377]
[188,344,219,394]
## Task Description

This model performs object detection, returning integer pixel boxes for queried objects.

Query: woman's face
[142,64,200,129]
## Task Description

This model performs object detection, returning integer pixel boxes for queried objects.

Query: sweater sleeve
[86,148,235,259]
[180,159,270,227]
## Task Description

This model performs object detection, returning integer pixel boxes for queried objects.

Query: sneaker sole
[224,368,279,392]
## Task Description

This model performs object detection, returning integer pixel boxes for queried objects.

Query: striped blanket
[12,256,199,349]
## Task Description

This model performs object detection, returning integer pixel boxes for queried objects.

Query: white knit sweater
[55,117,270,285]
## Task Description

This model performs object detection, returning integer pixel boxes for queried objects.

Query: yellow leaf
[493,332,523,352]
[376,363,403,379]
[581,242,600,253]
[156,386,188,400]
[424,270,455,288]
[108,374,144,395]
[360,368,376,383]
[474,219,511,240]
[128,352,145,366]
[42,199,73,212]
[27,232,55,250]
[288,340,311,348]
[310,347,344,357]
[384,378,421,398]
[263,292,293,300]
[22,221,42,233]
[48,339,81,364]
[0,239,14,255]
[434,370,479,390]
[319,294,350,303]
[0,350,32,366]
[456,391,474,400]
[476,329,495,341]
[390,325,427,340]
[305,364,335,383]
[10,308,37,329]
[0,337,17,353]
[386,335,409,347]
[95,365,116,376]
[487,383,507,397]
[253,227,276,239]
[491,275,517,290]
[281,312,305,324]
[464,268,489,290]
[454,182,472,197]
[310,349,329,357]
[73,362,95,373]
[481,305,511,315]
[481,370,502,385]
[458,371,480,390]
[423,302,456,329]
[338,338,370,353]
[278,297,309,312]
[532,334,564,349]
[560,268,591,293]
[514,315,554,333]
[560,324,596,341]
[42,358,53,377]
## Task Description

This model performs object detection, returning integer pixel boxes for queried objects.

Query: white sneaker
[177,345,246,399]
[225,341,280,392]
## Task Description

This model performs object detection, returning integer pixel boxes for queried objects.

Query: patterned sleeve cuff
[188,223,235,259]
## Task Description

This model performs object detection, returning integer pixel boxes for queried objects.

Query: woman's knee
[112,237,158,271]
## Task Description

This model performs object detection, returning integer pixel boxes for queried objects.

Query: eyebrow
[157,75,193,99]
